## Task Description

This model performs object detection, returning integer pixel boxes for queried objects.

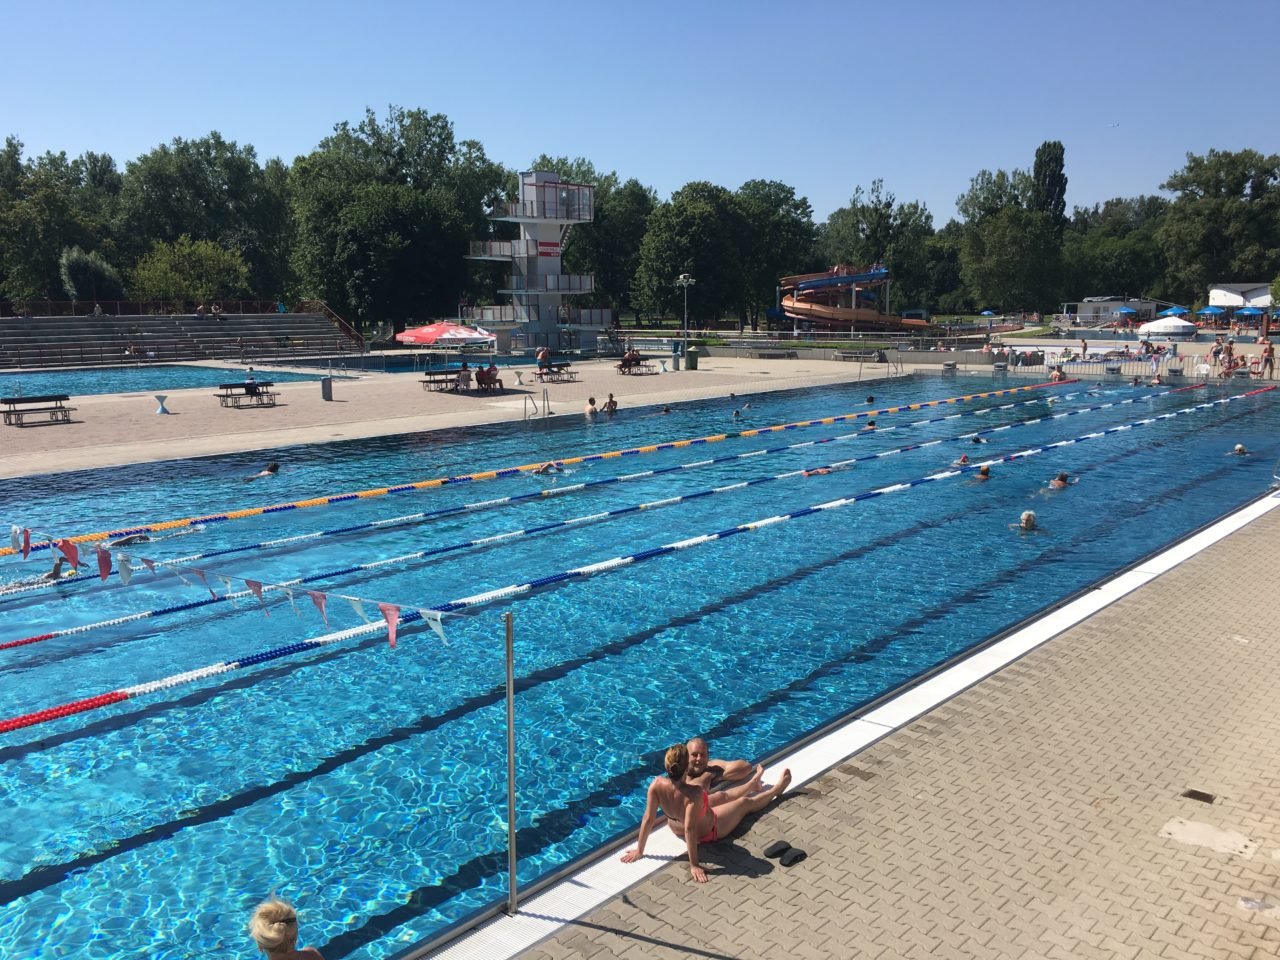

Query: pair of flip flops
[763,840,806,866]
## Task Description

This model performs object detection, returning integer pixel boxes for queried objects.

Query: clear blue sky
[6,0,1278,223]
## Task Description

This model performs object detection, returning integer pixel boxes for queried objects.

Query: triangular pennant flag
[174,570,193,588]
[419,609,448,644]
[282,586,301,617]
[9,526,18,553]
[245,579,269,617]
[378,603,400,649]
[193,569,217,600]
[347,597,371,623]
[96,546,112,582]
[142,557,156,574]
[56,539,79,569]
[118,555,133,585]
[22,528,31,560]
[307,591,328,625]
[218,575,238,605]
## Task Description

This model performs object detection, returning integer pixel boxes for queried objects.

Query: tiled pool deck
[432,494,1280,960]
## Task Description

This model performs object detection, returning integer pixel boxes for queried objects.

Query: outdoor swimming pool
[0,364,327,398]
[1,375,1277,959]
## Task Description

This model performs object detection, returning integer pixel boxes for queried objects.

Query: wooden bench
[748,350,798,360]
[834,350,885,362]
[2,394,76,426]
[537,366,578,383]
[617,360,657,375]
[420,372,464,392]
[214,382,278,408]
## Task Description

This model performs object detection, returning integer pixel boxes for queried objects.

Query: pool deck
[0,356,905,479]
[435,494,1280,960]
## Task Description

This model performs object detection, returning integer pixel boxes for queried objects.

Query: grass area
[1001,326,1054,339]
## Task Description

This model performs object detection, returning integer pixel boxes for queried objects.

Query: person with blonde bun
[248,897,323,959]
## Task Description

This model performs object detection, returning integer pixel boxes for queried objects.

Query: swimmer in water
[246,462,280,481]
[1048,471,1072,490]
[662,405,672,415]
[1010,509,1038,532]
[1228,443,1250,456]
[952,454,971,467]
[40,556,77,581]
[1130,377,1141,386]
[862,420,877,431]
[970,436,988,444]
[533,461,562,475]
[971,464,991,483]
[865,396,874,404]
[108,524,206,548]
[732,409,741,419]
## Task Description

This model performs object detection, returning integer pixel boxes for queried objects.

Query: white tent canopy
[1138,318,1197,336]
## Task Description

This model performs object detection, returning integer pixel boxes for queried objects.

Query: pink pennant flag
[22,528,32,559]
[56,539,80,569]
[193,569,217,599]
[245,580,269,616]
[378,603,400,649]
[307,590,328,625]
[142,557,156,574]
[96,546,112,582]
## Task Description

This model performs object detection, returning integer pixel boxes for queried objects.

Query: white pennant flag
[220,575,238,605]
[118,554,134,585]
[282,586,301,617]
[9,526,19,553]
[419,609,448,644]
[347,597,371,623]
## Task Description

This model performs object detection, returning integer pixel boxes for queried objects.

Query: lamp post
[676,273,695,358]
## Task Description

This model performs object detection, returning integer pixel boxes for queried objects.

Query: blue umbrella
[1195,305,1224,316]
[1236,306,1263,316]
[1114,306,1137,315]
[979,310,995,316]
[1158,306,1189,317]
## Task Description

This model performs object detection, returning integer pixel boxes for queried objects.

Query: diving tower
[465,171,612,351]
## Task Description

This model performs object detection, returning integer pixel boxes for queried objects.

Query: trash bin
[320,377,334,401]
[685,346,700,370]
[670,355,681,371]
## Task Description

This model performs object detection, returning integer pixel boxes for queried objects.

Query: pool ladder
[523,389,553,420]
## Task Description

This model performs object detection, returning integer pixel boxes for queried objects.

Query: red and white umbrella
[395,322,495,347]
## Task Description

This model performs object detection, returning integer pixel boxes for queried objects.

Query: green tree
[735,179,816,326]
[59,245,125,301]
[1031,140,1068,233]
[291,106,509,325]
[960,206,1059,312]
[1158,149,1280,302]
[130,235,249,303]
[0,149,95,299]
[631,182,746,322]
[117,132,290,297]
[955,168,1030,224]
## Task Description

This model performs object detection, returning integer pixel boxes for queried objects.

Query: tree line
[2,105,1277,328]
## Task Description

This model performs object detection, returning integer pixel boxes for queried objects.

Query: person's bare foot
[746,764,764,794]
[773,768,792,798]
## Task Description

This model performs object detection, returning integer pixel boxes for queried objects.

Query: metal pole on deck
[504,611,518,916]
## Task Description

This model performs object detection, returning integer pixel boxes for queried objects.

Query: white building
[1060,296,1160,324]
[1207,282,1272,309]
[464,171,612,352]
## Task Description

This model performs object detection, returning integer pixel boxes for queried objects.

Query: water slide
[779,266,930,332]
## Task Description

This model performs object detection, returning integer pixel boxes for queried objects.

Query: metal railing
[467,240,539,259]
[2,298,281,318]
[294,299,365,352]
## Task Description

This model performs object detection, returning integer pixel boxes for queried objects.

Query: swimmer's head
[865,396,874,404]
[979,465,990,476]
[664,743,689,780]
[1234,443,1247,454]
[265,463,279,474]
[1056,472,1068,482]
[1020,510,1037,529]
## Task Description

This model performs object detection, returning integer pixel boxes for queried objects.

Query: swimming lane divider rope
[2,385,1267,736]
[0,379,1076,559]
[1,381,1155,601]
[0,385,1203,645]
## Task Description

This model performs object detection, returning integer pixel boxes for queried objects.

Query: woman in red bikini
[620,743,792,882]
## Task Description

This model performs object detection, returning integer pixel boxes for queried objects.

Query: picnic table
[2,394,76,427]
[420,371,464,392]
[214,382,278,408]
[536,365,578,383]
[618,360,657,375]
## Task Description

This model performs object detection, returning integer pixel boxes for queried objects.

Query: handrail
[295,299,365,352]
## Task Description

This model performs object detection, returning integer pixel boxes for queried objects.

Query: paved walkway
[517,504,1280,960]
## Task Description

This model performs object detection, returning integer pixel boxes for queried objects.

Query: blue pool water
[1,376,1278,959]
[0,364,326,398]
